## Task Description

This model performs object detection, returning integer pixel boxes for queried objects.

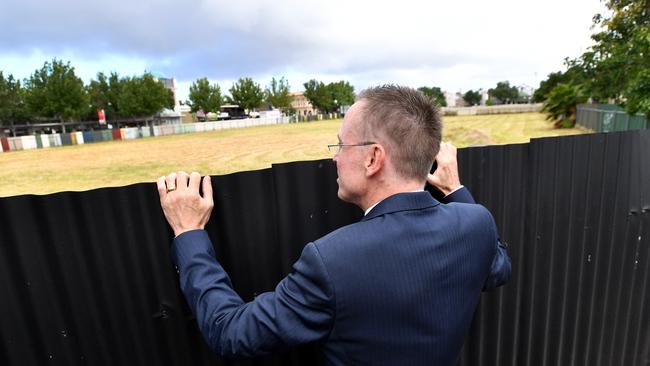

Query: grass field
[0,112,588,197]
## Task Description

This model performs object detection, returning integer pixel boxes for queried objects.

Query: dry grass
[0,112,588,197]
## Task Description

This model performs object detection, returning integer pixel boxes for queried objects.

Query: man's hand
[427,141,462,196]
[157,171,214,237]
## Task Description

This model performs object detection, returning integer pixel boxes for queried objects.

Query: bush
[542,83,587,128]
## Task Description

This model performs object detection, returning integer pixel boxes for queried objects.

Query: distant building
[290,92,317,116]
[150,71,179,110]
[150,71,182,123]
[481,90,489,105]
[444,91,457,107]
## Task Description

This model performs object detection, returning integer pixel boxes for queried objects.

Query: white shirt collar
[364,189,425,216]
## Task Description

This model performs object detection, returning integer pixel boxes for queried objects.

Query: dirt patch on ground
[460,129,492,146]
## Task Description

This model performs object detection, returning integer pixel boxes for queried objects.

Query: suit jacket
[171,188,511,365]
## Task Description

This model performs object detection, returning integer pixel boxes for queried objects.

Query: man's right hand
[427,141,462,196]
[157,171,214,237]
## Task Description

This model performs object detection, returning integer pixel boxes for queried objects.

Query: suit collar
[361,191,440,221]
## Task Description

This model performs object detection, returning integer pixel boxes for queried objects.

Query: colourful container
[83,131,94,143]
[75,131,84,144]
[60,133,72,146]
[21,135,37,150]
[111,129,121,140]
[40,134,51,148]
[9,137,22,151]
[0,137,9,152]
[34,133,43,148]
[52,134,62,147]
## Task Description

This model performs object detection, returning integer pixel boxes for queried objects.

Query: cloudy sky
[0,0,607,101]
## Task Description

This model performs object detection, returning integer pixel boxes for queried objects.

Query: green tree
[462,90,482,106]
[417,86,447,107]
[229,77,264,111]
[542,83,588,128]
[488,81,519,104]
[0,71,29,126]
[117,73,174,117]
[303,79,355,113]
[264,77,292,109]
[328,80,355,111]
[87,72,122,120]
[625,69,650,119]
[303,79,333,113]
[187,77,222,113]
[567,0,649,106]
[532,68,586,103]
[24,59,88,121]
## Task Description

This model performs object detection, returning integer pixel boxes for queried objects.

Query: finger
[189,172,201,194]
[202,176,214,206]
[176,171,189,191]
[156,176,167,200]
[165,172,177,192]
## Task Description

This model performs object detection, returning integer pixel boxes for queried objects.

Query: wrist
[174,226,205,238]
[443,184,463,197]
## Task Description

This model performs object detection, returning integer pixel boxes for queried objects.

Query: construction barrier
[0,117,293,153]
[576,104,649,132]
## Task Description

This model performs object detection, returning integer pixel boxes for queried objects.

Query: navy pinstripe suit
[171,188,511,365]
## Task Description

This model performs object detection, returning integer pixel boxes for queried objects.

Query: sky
[0,0,608,102]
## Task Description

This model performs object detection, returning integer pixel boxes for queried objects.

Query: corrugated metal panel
[0,130,648,366]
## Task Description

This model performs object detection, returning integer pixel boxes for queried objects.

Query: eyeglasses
[327,141,376,153]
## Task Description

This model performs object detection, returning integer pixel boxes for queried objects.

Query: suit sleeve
[171,230,335,359]
[443,187,512,290]
[441,186,475,204]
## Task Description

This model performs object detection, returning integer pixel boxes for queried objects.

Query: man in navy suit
[157,85,511,365]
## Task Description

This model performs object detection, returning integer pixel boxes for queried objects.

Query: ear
[365,144,385,177]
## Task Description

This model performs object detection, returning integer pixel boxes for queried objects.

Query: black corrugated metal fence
[0,129,648,365]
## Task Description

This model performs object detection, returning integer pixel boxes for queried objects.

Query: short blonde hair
[357,85,442,181]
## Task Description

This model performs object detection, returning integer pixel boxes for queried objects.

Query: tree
[542,83,588,128]
[0,71,29,126]
[229,77,264,111]
[303,79,355,113]
[532,68,585,103]
[117,73,174,117]
[187,77,222,113]
[264,77,292,109]
[625,69,650,120]
[488,81,519,104]
[567,0,649,107]
[417,86,447,107]
[24,59,88,121]
[303,79,333,113]
[463,90,482,106]
[328,81,355,111]
[87,72,122,120]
